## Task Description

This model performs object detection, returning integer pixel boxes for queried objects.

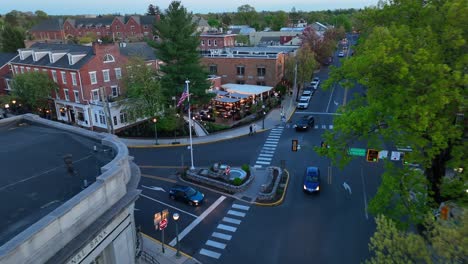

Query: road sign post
[155,209,169,254]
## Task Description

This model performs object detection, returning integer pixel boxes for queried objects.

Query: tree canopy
[151,1,211,106]
[319,0,467,229]
[11,72,56,111]
[1,24,25,52]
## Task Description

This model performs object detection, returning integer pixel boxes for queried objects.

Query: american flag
[177,87,189,107]
[225,166,231,175]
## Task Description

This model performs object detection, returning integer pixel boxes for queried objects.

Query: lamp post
[152,117,158,145]
[262,105,266,129]
[173,213,181,257]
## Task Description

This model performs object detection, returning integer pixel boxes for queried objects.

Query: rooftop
[0,119,114,246]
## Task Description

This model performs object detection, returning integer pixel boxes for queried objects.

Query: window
[103,54,115,63]
[61,71,67,84]
[214,40,217,46]
[236,66,245,76]
[116,26,120,30]
[91,89,99,102]
[56,91,60,100]
[113,116,118,126]
[77,112,85,121]
[130,25,135,30]
[208,40,211,46]
[26,67,31,72]
[257,67,266,77]
[209,65,217,75]
[102,70,110,82]
[89,71,97,84]
[74,90,80,103]
[111,86,119,97]
[34,68,39,72]
[94,113,98,123]
[20,66,25,73]
[99,111,106,124]
[64,89,70,101]
[120,112,128,123]
[71,72,77,85]
[14,66,18,74]
[114,68,122,79]
[237,80,245,84]
[42,69,48,73]
[144,25,148,29]
[257,81,266,86]
[201,40,205,46]
[51,70,57,82]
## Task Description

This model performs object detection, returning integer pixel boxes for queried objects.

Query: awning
[214,97,240,103]
[228,93,250,99]
[211,90,229,96]
[221,83,274,95]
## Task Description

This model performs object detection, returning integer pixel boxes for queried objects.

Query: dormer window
[103,54,115,63]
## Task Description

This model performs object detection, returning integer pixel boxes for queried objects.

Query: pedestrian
[253,123,257,134]
[249,124,253,136]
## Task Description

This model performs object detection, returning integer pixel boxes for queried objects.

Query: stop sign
[159,219,168,230]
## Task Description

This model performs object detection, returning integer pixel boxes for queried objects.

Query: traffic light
[366,149,379,162]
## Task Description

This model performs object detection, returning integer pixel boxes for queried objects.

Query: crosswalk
[254,126,284,168]
[315,124,334,130]
[199,203,250,260]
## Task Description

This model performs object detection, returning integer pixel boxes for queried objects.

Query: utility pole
[293,61,298,101]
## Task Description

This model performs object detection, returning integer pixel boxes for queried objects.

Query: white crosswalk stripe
[206,240,227,249]
[217,224,237,232]
[227,210,246,217]
[268,135,281,138]
[200,248,221,259]
[257,156,272,161]
[232,204,250,211]
[212,232,232,241]
[329,125,333,129]
[254,165,262,168]
[262,147,276,151]
[259,153,273,157]
[264,143,277,147]
[222,217,242,225]
[256,161,270,165]
[266,139,279,143]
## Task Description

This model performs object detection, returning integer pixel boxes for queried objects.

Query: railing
[137,250,160,264]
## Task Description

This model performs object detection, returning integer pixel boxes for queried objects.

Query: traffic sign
[348,148,366,156]
[159,219,168,230]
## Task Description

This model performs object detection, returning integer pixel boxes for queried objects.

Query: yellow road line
[140,232,194,259]
[141,174,177,183]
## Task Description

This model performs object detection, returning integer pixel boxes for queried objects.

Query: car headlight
[316,186,320,191]
[193,200,199,203]
[303,185,307,190]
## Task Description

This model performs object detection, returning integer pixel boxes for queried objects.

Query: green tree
[220,13,232,28]
[152,1,211,105]
[1,25,25,52]
[34,10,48,19]
[319,0,468,228]
[147,4,156,15]
[121,57,165,121]
[271,11,288,31]
[296,44,317,88]
[11,72,56,111]
[235,4,258,26]
[207,18,220,29]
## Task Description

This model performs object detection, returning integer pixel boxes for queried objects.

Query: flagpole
[185,80,195,170]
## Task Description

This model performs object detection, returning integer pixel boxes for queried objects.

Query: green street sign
[348,148,366,156]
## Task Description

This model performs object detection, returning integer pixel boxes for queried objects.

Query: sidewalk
[138,233,201,264]
[122,95,296,147]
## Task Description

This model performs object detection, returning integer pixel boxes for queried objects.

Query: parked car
[169,185,205,206]
[294,115,315,131]
[338,51,345,57]
[311,77,320,88]
[302,90,313,98]
[303,167,320,193]
[297,97,310,109]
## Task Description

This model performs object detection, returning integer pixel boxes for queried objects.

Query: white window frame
[114,68,122,79]
[26,67,31,72]
[102,69,110,82]
[89,71,97,84]
[208,40,211,46]
[74,90,80,103]
[61,71,67,84]
[42,69,48,73]
[34,68,39,72]
[120,112,128,124]
[64,89,70,101]
[99,111,106,124]
[91,89,99,102]
[111,85,119,97]
[14,66,18,74]
[201,40,205,46]
[71,72,77,85]
[20,66,25,73]
[103,54,115,63]
[214,40,217,46]
[51,70,58,82]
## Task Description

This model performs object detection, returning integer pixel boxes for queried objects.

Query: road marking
[254,165,262,168]
[269,132,282,135]
[261,150,275,154]
[361,167,369,220]
[256,161,271,165]
[206,240,227,249]
[141,185,166,192]
[295,111,342,116]
[259,153,274,157]
[266,139,280,143]
[222,217,242,225]
[343,182,352,195]
[212,232,232,241]
[257,157,272,161]
[169,196,226,246]
[140,194,198,218]
[314,125,318,129]
[199,248,221,259]
[141,174,177,183]
[232,204,250,211]
[217,224,237,232]
[322,125,326,129]
[326,82,336,112]
[264,144,277,147]
[227,210,246,217]
[268,135,281,139]
[329,125,334,129]
[271,128,283,131]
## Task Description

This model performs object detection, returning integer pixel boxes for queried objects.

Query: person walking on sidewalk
[253,123,257,134]
[249,124,253,136]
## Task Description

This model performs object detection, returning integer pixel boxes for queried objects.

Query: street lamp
[173,213,181,257]
[262,105,266,129]
[152,117,158,145]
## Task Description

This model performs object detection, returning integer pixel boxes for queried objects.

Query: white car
[310,77,320,89]
[302,90,313,98]
[338,51,345,57]
[297,97,310,109]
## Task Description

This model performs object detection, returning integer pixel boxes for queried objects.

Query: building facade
[201,46,297,87]
[199,33,237,54]
[9,42,158,132]
[0,53,17,95]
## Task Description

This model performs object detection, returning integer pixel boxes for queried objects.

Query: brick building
[0,53,17,95]
[201,46,297,88]
[9,42,158,132]
[30,16,158,42]
[199,33,237,53]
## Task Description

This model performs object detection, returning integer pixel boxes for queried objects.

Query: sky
[0,0,379,15]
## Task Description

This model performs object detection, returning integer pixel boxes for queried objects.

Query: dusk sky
[1,0,379,15]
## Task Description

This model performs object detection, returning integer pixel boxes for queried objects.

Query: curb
[254,169,290,207]
[140,232,200,262]
[127,133,252,149]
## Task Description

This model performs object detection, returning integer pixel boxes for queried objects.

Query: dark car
[294,115,315,131]
[169,185,205,206]
[303,167,320,193]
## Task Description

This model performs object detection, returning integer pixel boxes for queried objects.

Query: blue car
[169,185,205,206]
[303,167,320,193]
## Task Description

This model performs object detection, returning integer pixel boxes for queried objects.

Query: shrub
[204,122,230,133]
[232,177,243,186]
[241,164,250,173]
